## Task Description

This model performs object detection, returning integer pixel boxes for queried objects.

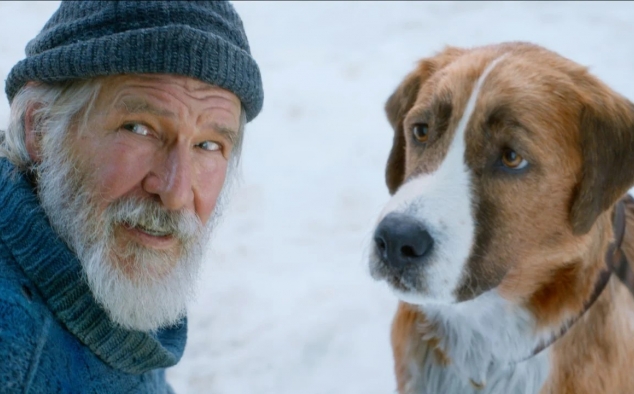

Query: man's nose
[152,146,194,211]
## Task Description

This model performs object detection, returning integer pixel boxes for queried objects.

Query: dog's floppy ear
[384,71,421,194]
[570,87,634,235]
[384,47,465,194]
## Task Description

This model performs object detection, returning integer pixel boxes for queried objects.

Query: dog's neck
[402,201,632,394]
[523,200,629,362]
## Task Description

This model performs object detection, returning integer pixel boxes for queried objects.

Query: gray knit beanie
[5,0,263,122]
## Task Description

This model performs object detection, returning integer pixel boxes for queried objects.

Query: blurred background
[2,1,634,393]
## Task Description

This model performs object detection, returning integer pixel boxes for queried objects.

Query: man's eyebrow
[115,97,176,118]
[210,123,239,145]
[115,97,239,145]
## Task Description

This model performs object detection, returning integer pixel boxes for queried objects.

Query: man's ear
[24,103,42,163]
[570,90,634,235]
[384,47,465,195]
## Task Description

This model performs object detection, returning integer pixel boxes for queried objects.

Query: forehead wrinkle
[109,73,232,99]
[106,77,237,117]
[107,87,239,140]
[115,96,177,119]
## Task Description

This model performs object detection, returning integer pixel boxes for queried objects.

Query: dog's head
[370,42,634,305]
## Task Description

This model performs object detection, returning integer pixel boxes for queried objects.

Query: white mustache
[107,198,203,243]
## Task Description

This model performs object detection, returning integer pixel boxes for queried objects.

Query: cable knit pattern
[5,0,263,121]
[0,158,185,393]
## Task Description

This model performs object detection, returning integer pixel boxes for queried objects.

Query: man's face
[73,74,241,277]
[34,74,242,331]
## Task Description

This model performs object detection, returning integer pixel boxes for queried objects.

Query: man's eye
[121,123,150,136]
[198,141,221,152]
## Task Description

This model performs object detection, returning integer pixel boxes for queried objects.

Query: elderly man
[0,1,262,392]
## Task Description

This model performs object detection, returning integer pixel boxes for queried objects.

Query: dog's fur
[369,42,634,393]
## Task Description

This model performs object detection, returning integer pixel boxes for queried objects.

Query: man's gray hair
[0,79,246,171]
[1,80,102,171]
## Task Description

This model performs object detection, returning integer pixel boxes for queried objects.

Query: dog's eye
[413,123,429,142]
[501,148,528,169]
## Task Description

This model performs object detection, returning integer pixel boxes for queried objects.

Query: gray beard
[36,129,222,332]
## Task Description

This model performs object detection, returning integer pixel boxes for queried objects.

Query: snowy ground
[2,1,634,393]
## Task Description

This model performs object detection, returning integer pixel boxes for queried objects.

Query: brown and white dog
[369,42,634,393]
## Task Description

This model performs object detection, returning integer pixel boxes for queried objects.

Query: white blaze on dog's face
[372,57,503,304]
[370,43,634,308]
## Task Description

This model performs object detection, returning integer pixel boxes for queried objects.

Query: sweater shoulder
[0,288,48,393]
[0,237,43,311]
[0,241,48,393]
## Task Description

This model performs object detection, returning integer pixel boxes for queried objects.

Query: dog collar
[522,199,631,362]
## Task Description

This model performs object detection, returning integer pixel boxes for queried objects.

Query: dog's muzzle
[373,212,434,269]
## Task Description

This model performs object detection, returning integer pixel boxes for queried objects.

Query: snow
[2,1,634,393]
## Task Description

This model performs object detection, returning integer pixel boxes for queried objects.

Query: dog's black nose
[374,212,434,268]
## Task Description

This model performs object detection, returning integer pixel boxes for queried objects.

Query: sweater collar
[0,159,186,374]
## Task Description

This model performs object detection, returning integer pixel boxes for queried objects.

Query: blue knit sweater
[0,158,187,393]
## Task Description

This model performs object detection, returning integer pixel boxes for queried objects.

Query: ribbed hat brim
[5,25,263,122]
